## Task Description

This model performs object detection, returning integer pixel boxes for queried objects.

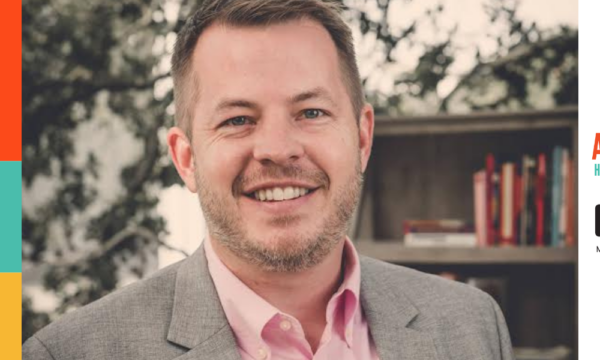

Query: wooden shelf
[354,241,577,264]
[374,106,577,136]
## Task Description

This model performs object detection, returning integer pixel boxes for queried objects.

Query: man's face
[168,19,373,272]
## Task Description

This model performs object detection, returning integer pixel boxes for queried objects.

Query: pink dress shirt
[205,237,379,360]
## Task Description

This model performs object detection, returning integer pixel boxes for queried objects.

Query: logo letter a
[594,133,600,160]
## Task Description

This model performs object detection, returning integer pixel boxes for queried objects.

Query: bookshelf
[355,243,576,264]
[352,106,578,357]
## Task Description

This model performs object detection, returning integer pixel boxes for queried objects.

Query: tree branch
[34,72,172,95]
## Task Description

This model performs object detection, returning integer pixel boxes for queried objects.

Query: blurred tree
[348,0,577,115]
[22,0,577,342]
[22,0,194,340]
[440,14,577,112]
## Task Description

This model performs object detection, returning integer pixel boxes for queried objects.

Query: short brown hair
[171,0,364,136]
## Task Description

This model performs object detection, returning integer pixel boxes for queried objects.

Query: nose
[252,117,304,165]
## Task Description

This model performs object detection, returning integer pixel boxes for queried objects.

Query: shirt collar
[204,236,279,355]
[328,237,361,348]
[205,236,362,350]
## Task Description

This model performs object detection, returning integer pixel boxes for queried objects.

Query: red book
[485,154,496,246]
[565,157,575,247]
[535,154,547,247]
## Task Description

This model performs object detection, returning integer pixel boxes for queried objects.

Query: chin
[248,227,315,250]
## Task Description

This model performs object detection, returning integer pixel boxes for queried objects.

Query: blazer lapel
[171,327,241,360]
[360,258,440,360]
[168,244,242,360]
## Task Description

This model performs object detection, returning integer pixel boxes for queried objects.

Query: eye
[223,116,250,127]
[302,109,324,119]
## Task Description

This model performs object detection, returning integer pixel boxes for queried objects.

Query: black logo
[597,205,600,237]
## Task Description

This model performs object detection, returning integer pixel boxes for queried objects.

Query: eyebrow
[213,87,337,115]
[289,87,336,107]
[214,99,259,113]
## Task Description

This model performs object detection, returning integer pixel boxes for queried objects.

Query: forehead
[189,19,349,109]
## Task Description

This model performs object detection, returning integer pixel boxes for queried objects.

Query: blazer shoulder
[360,255,514,359]
[27,259,185,359]
[360,255,496,317]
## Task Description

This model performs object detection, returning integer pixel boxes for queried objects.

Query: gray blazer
[23,245,514,360]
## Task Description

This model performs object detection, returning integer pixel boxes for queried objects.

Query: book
[535,153,547,246]
[485,154,496,246]
[403,219,473,234]
[513,163,522,244]
[519,156,529,245]
[565,156,575,247]
[404,232,477,247]
[558,148,569,246]
[473,148,573,248]
[551,147,564,247]
[473,170,487,247]
[513,346,571,360]
[520,155,536,245]
[500,162,516,245]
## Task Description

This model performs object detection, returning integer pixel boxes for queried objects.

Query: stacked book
[403,219,477,247]
[513,346,571,360]
[473,148,575,247]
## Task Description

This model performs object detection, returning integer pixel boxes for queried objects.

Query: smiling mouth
[244,186,316,202]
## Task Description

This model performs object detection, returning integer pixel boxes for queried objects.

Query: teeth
[273,188,283,201]
[284,187,294,199]
[253,186,312,202]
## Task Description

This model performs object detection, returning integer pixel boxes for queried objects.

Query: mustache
[233,164,330,196]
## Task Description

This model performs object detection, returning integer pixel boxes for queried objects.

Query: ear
[358,103,375,173]
[167,127,199,193]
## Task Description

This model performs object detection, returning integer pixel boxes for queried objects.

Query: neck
[210,236,345,350]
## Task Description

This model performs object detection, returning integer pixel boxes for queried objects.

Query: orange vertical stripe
[0,1,22,160]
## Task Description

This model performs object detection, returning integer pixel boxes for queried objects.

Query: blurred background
[22,0,578,357]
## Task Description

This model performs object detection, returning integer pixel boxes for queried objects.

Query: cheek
[306,129,359,185]
[195,144,249,191]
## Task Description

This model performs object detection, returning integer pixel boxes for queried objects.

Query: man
[23,0,514,359]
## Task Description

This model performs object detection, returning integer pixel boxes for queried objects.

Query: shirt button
[257,347,268,360]
[279,320,292,331]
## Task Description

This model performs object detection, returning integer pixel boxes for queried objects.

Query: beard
[194,159,363,273]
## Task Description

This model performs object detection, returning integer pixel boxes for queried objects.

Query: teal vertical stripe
[0,161,21,272]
